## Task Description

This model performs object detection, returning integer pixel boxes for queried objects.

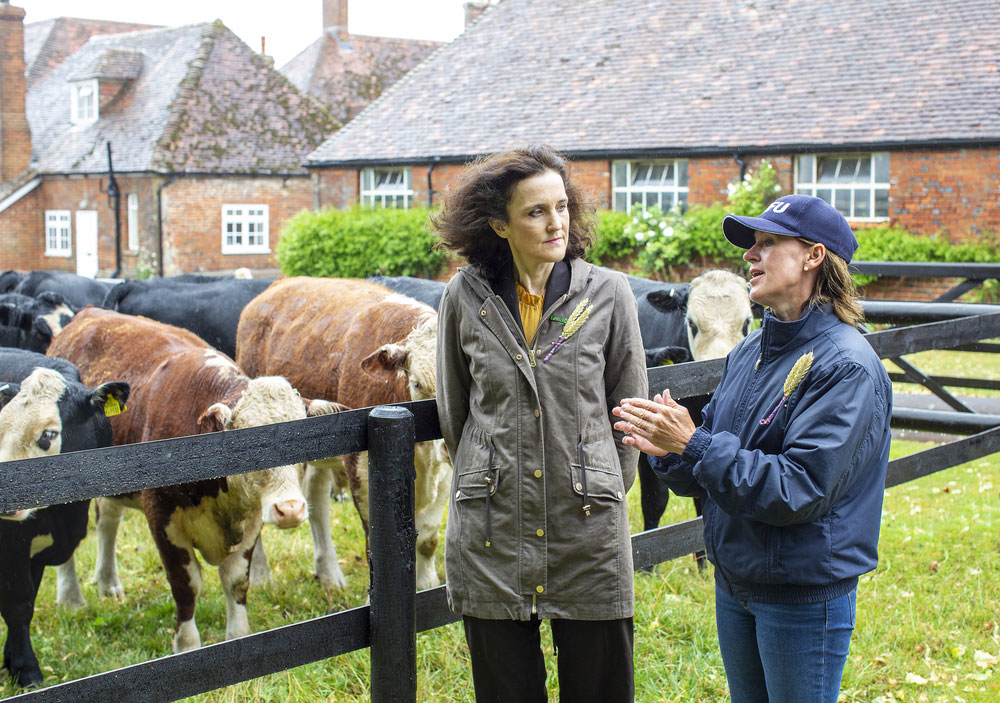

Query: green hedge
[276,206,448,279]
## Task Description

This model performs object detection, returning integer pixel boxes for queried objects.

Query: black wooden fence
[2,312,1000,702]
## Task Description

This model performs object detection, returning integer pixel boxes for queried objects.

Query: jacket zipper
[578,435,591,517]
[532,593,537,615]
[484,443,496,548]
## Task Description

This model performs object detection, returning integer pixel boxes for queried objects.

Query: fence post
[367,405,417,703]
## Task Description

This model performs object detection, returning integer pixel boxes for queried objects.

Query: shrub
[853,227,1000,287]
[276,206,448,279]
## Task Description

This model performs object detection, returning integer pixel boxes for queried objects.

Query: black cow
[367,275,446,310]
[101,277,274,358]
[0,271,25,294]
[13,271,114,310]
[0,349,129,687]
[0,292,77,353]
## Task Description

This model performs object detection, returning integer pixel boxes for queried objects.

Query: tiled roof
[281,32,442,127]
[24,17,160,88]
[27,22,337,175]
[68,47,144,81]
[306,0,1000,165]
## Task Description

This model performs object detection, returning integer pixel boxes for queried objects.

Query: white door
[75,210,98,278]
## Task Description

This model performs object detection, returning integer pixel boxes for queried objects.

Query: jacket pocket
[453,430,499,549]
[569,431,626,515]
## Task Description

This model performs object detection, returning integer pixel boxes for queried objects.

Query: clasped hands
[612,389,696,457]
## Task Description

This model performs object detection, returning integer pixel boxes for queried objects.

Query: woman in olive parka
[434,146,648,703]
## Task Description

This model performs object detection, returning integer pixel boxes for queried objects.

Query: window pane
[856,158,871,182]
[677,191,688,209]
[676,160,688,186]
[874,189,889,217]
[836,158,858,182]
[631,165,650,185]
[630,192,643,206]
[796,155,814,181]
[874,153,889,182]
[648,165,664,182]
[663,164,675,184]
[614,192,627,211]
[816,188,832,204]
[855,191,871,218]
[817,159,838,183]
[613,162,627,188]
[834,190,851,215]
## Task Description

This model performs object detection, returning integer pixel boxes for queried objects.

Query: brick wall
[312,168,358,209]
[161,175,312,275]
[0,2,31,182]
[0,185,43,270]
[889,149,1000,238]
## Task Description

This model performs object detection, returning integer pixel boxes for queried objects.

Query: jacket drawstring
[578,436,591,517]
[484,444,496,547]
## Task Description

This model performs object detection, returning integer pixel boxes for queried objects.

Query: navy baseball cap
[722,194,859,263]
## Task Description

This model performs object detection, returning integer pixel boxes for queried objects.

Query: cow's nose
[271,499,307,528]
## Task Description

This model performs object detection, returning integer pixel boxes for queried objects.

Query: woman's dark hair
[432,145,594,277]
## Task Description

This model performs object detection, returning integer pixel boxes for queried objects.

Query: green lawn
[3,436,997,702]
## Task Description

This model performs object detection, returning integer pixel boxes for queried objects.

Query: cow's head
[685,270,754,361]
[0,368,129,521]
[197,376,309,529]
[360,315,438,401]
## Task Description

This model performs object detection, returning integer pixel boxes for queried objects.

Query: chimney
[0,0,31,181]
[464,1,492,28]
[323,0,349,39]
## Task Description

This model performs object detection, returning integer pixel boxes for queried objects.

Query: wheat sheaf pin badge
[542,298,592,362]
[760,350,814,425]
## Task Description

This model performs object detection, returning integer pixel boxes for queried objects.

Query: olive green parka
[436,258,648,621]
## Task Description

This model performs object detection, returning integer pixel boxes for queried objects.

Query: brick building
[0,2,336,277]
[306,0,1000,243]
[280,0,444,127]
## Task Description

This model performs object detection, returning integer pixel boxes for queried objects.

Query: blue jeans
[715,585,856,703]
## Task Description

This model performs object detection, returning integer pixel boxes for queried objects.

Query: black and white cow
[0,349,128,687]
[13,271,114,310]
[101,277,274,358]
[0,293,77,353]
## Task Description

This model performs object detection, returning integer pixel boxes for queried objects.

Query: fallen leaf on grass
[873,656,890,666]
[905,672,928,685]
[974,650,998,668]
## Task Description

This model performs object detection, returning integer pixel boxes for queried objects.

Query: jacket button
[575,482,583,491]
[480,310,487,317]
[455,491,461,499]
[617,491,623,499]
[534,409,540,418]
[535,585,544,594]
[516,354,523,361]
[533,469,542,478]
[536,529,544,537]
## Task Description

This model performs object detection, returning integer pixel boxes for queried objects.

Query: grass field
[2,435,997,702]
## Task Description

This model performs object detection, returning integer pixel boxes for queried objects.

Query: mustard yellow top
[516,282,544,341]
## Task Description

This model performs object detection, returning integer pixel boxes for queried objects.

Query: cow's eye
[38,429,59,451]
[687,319,698,337]
[411,380,422,391]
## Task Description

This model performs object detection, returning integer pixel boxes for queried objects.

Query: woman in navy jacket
[614,194,892,703]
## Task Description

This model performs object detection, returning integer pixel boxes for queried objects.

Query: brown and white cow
[236,277,450,592]
[47,306,332,652]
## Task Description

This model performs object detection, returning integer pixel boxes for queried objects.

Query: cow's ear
[304,398,348,416]
[646,346,692,366]
[91,382,130,417]
[0,382,20,410]
[37,291,72,310]
[647,287,689,312]
[198,402,233,432]
[360,343,407,378]
[750,300,765,319]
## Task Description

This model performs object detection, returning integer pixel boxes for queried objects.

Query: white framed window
[69,79,99,125]
[361,167,413,208]
[44,210,73,257]
[221,204,269,254]
[127,193,139,250]
[795,153,890,221]
[612,160,689,212]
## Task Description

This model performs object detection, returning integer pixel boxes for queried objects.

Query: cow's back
[237,277,432,408]
[48,306,247,444]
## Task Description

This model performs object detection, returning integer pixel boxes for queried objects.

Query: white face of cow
[404,316,438,401]
[0,369,65,521]
[203,376,308,529]
[685,270,754,361]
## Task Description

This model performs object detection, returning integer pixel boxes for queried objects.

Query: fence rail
[3,312,1000,702]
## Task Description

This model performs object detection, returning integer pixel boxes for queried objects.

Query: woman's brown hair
[802,238,865,327]
[432,145,594,278]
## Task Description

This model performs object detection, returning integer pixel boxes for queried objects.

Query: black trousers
[462,615,634,703]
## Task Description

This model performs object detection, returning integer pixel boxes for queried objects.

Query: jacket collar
[759,305,841,362]
[462,257,591,309]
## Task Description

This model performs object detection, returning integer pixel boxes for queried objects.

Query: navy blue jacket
[650,305,892,603]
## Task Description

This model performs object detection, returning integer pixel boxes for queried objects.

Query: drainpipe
[734,152,747,181]
[426,157,440,207]
[105,142,122,277]
[156,175,176,278]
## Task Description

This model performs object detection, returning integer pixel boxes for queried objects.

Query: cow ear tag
[104,396,125,417]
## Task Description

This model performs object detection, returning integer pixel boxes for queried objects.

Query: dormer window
[70,80,98,125]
